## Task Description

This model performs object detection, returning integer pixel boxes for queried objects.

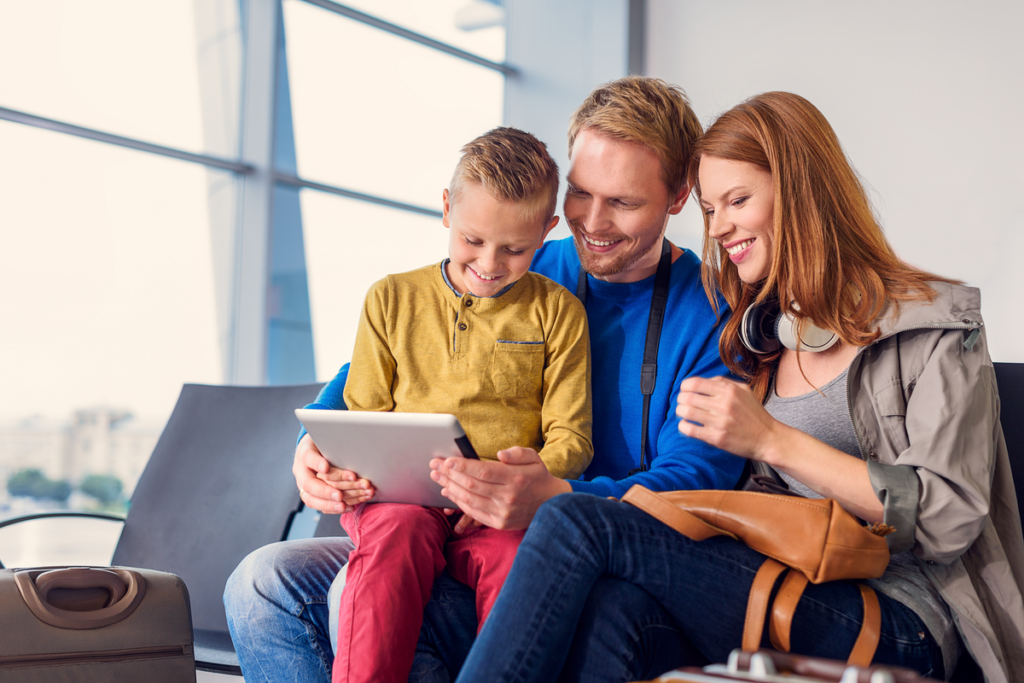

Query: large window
[281,0,506,377]
[0,0,509,566]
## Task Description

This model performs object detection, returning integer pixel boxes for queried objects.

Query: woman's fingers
[676,375,777,459]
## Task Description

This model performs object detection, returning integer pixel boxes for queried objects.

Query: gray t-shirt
[765,368,959,675]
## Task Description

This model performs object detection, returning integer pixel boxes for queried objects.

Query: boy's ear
[668,183,690,215]
[541,215,559,242]
[442,189,452,227]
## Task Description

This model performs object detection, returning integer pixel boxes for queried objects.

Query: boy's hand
[292,434,372,513]
[316,468,375,510]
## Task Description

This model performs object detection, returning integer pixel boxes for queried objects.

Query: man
[224,76,743,683]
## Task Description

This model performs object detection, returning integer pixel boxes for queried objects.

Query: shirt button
[458,323,467,331]
[465,298,473,307]
[869,451,879,461]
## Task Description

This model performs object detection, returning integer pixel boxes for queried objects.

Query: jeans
[223,536,478,683]
[455,493,945,683]
[224,538,354,683]
[335,503,518,683]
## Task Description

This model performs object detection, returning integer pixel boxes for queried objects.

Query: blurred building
[0,408,162,502]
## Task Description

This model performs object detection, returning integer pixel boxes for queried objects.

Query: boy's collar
[439,259,517,299]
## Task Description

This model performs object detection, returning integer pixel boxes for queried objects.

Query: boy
[325,127,593,683]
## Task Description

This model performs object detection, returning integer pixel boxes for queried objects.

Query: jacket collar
[872,281,983,342]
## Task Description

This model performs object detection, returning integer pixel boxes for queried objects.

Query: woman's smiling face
[698,156,775,284]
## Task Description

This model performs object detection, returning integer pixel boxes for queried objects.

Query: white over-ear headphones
[739,300,839,354]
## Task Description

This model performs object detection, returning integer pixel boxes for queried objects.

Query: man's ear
[442,189,452,227]
[668,183,690,215]
[540,215,559,242]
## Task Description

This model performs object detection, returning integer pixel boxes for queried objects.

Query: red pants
[333,503,525,683]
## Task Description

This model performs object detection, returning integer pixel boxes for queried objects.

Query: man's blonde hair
[449,127,559,226]
[568,76,702,196]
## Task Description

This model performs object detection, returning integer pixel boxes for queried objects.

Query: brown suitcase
[0,566,195,682]
[637,649,941,683]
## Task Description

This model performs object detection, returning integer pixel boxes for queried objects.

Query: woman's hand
[429,447,571,532]
[293,434,374,513]
[675,376,780,463]
[678,376,884,522]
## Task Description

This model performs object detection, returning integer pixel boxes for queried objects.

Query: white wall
[648,0,1024,362]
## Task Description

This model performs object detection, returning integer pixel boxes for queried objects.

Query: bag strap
[634,240,672,474]
[743,559,788,651]
[848,584,882,667]
[619,486,737,541]
[747,559,881,667]
[769,568,808,652]
[576,240,672,475]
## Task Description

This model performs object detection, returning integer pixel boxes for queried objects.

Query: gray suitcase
[0,566,195,682]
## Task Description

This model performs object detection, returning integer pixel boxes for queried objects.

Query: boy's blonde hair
[448,127,560,226]
[568,76,702,196]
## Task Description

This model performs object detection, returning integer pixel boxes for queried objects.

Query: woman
[452,92,1024,682]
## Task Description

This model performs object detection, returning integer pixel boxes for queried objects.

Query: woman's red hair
[689,92,955,400]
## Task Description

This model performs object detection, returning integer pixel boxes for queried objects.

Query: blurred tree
[80,474,124,505]
[7,469,46,498]
[6,468,72,503]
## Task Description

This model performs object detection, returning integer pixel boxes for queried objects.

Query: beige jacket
[850,282,1024,682]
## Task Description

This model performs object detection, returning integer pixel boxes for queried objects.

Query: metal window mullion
[230,0,282,385]
[296,0,516,75]
[0,106,251,173]
[273,173,442,218]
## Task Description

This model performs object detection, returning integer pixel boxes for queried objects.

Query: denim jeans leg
[455,493,943,683]
[224,537,354,683]
[410,570,479,683]
[558,577,707,683]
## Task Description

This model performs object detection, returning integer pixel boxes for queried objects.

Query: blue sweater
[531,238,743,497]
[304,237,744,497]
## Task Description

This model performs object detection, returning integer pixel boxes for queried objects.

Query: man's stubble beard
[571,223,666,279]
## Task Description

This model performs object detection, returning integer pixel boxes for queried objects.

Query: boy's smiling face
[442,182,558,298]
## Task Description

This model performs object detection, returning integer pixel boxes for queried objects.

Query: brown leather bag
[620,486,894,667]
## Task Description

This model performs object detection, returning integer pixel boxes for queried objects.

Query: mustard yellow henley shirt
[343,262,593,479]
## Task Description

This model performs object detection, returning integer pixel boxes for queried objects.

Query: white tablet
[295,409,479,509]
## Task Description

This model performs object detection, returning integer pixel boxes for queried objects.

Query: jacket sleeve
[535,290,593,480]
[866,324,998,562]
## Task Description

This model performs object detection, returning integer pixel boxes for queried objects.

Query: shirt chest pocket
[491,340,545,399]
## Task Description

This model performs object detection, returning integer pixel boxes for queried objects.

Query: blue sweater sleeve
[567,329,744,498]
[296,363,349,443]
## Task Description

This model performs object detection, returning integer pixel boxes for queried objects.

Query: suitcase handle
[36,568,128,608]
[14,568,148,630]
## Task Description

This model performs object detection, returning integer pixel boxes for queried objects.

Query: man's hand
[429,447,572,532]
[293,434,374,513]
